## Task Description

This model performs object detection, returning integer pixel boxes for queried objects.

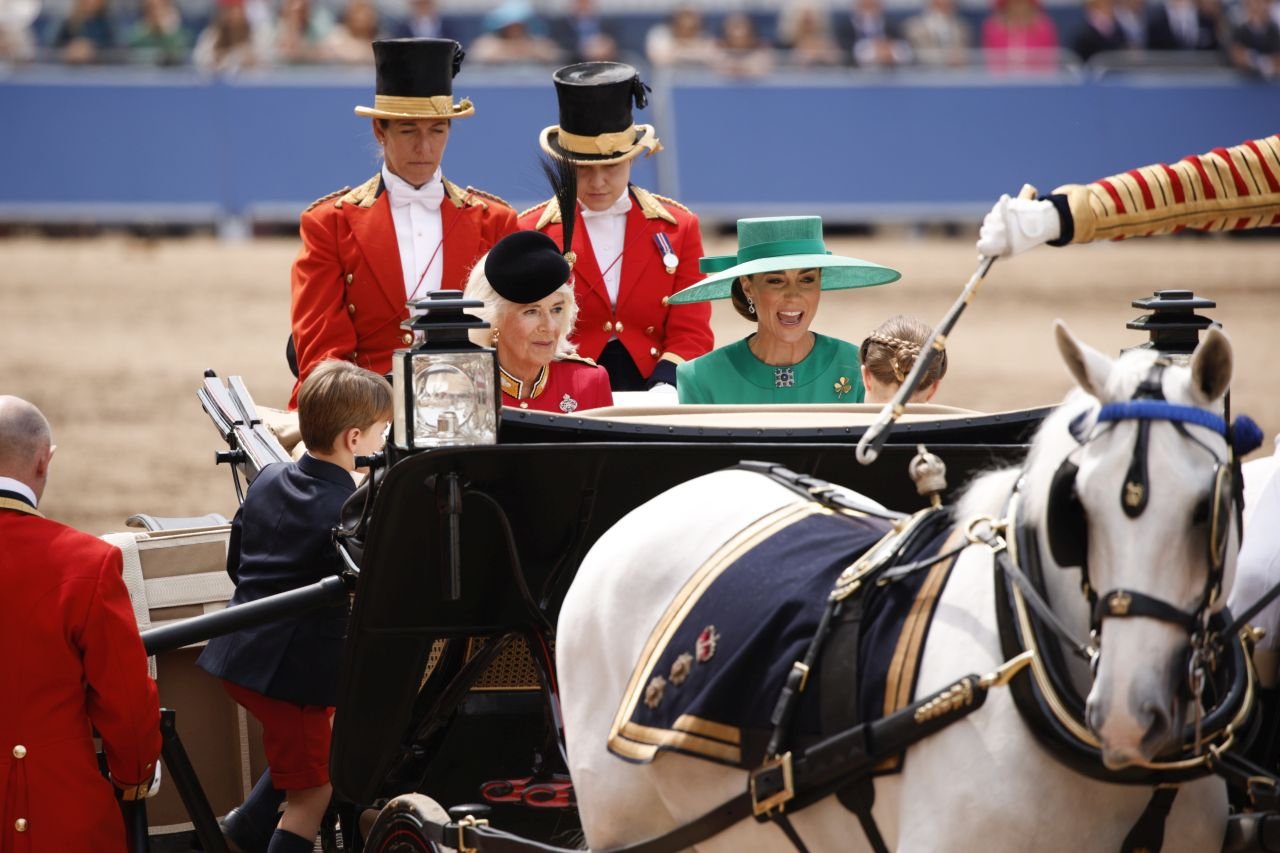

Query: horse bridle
[1045,361,1247,649]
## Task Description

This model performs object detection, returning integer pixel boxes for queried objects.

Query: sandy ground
[2,232,1277,535]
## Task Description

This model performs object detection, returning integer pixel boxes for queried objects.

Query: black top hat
[539,62,662,165]
[354,38,475,120]
[485,231,571,304]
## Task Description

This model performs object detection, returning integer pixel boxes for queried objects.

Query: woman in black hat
[288,37,517,409]
[464,231,613,413]
[518,61,714,393]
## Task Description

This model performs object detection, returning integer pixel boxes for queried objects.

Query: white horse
[557,322,1242,853]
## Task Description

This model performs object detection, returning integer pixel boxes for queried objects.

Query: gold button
[645,326,655,335]
[519,402,529,409]
[650,347,659,358]
[615,321,624,333]
[602,321,613,332]
[402,333,413,345]
[14,819,26,832]
[661,296,670,307]
[345,273,353,284]
[11,745,25,759]
[347,304,356,315]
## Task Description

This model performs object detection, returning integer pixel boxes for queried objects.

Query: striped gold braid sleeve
[1053,134,1280,244]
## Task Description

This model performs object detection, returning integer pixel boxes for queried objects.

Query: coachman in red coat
[289,38,516,408]
[519,62,713,392]
[0,396,160,853]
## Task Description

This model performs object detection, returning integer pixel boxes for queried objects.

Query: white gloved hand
[976,194,1062,258]
[647,382,677,395]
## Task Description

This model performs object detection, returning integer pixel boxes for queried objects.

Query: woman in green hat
[670,216,900,404]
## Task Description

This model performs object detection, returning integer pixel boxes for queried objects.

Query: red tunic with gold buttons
[289,173,518,408]
[0,496,161,853]
[517,185,713,383]
[500,355,614,413]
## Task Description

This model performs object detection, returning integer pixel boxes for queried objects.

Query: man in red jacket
[976,134,1280,256]
[289,37,517,408]
[519,61,713,392]
[0,395,161,853]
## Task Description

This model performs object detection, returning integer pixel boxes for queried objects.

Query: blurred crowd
[1,0,1276,79]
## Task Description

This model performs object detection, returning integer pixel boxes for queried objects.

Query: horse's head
[1052,321,1238,769]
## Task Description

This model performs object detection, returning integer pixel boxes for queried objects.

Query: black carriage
[136,290,1280,853]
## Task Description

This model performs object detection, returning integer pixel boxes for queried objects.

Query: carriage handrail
[140,574,349,656]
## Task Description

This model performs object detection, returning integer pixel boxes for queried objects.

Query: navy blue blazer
[197,454,354,707]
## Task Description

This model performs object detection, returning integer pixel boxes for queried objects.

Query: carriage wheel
[362,794,450,853]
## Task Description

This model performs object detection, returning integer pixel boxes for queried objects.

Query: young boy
[198,360,392,853]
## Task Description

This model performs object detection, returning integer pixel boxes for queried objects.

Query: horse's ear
[1190,326,1233,404]
[1055,320,1111,398]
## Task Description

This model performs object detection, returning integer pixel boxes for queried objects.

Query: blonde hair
[860,315,948,389]
[462,256,580,357]
[297,360,393,453]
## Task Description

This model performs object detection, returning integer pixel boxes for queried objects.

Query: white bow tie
[580,195,632,220]
[389,180,445,210]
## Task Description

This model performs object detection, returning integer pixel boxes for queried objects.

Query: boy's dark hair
[297,360,393,453]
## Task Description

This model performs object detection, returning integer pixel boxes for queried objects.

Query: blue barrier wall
[0,68,1275,226]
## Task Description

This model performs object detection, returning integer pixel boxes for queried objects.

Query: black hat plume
[540,154,578,268]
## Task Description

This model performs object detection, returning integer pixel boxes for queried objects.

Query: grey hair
[462,257,580,357]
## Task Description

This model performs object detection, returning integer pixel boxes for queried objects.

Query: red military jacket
[517,185,713,382]
[500,355,614,413]
[0,498,161,853]
[289,173,518,408]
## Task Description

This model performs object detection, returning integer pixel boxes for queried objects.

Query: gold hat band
[373,94,465,116]
[557,126,639,156]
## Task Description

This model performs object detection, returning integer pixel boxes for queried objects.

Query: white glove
[976,194,1062,258]
[647,382,677,395]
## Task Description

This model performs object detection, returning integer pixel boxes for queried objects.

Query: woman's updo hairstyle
[860,314,947,390]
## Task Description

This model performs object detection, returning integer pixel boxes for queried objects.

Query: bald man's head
[0,396,54,501]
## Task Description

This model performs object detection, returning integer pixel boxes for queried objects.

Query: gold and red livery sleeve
[1056,134,1280,244]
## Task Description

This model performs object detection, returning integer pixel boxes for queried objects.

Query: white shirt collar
[0,476,37,508]
[382,165,445,208]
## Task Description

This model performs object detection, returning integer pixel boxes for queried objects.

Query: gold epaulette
[304,186,349,213]
[336,174,381,209]
[443,178,511,210]
[467,187,512,208]
[557,352,598,367]
[519,198,552,220]
[652,194,691,214]
[532,198,562,230]
[631,186,680,225]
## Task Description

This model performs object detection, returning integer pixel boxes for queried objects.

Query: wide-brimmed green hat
[667,216,900,305]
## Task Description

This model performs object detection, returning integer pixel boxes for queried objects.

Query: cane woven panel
[421,636,548,692]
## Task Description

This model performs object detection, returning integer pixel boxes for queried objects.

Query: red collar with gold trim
[499,364,550,400]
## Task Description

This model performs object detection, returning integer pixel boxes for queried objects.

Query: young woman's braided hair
[860,314,948,390]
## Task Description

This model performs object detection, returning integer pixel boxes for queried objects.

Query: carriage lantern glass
[391,292,499,450]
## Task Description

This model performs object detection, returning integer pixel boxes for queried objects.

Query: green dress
[677,333,866,404]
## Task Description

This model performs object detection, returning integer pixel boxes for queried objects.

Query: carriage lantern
[391,291,499,451]
[1125,289,1218,360]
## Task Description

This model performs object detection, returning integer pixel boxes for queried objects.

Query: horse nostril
[1139,701,1171,747]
